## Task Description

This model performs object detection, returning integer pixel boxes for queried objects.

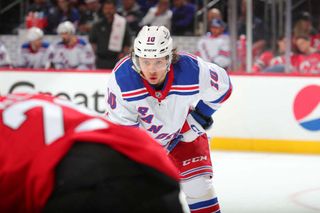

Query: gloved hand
[190,108,213,130]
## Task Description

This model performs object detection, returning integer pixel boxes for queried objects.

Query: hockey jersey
[270,53,320,74]
[298,52,320,74]
[47,38,95,70]
[0,93,178,213]
[196,33,231,69]
[17,42,50,68]
[252,50,274,72]
[105,53,232,146]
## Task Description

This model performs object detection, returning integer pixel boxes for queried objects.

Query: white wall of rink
[210,74,320,141]
[1,69,319,151]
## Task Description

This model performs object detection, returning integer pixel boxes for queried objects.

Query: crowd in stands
[0,0,319,74]
[251,11,320,74]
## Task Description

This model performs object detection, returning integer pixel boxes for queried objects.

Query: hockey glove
[190,108,213,130]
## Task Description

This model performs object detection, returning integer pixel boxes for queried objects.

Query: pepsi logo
[293,85,320,131]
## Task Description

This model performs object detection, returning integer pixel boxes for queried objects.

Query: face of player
[30,38,42,51]
[60,32,72,44]
[138,57,168,85]
[210,26,223,37]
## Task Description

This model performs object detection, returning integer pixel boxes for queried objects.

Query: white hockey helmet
[26,27,44,42]
[133,26,173,71]
[57,21,75,34]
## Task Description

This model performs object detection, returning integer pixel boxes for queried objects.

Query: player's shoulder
[172,52,200,85]
[77,38,88,46]
[56,40,65,48]
[21,42,30,49]
[41,41,50,48]
[175,52,200,71]
[111,56,145,93]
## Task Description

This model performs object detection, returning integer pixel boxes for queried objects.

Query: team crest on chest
[155,91,162,98]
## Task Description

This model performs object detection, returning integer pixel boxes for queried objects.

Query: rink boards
[1,69,319,154]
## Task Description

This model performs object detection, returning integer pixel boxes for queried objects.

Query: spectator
[27,0,52,15]
[25,0,52,30]
[171,0,196,35]
[118,0,144,36]
[0,41,11,67]
[263,37,303,73]
[47,21,95,70]
[140,0,172,29]
[293,11,316,38]
[206,8,222,32]
[78,0,102,34]
[136,0,158,15]
[295,35,317,55]
[293,11,320,51]
[17,27,50,68]
[295,35,320,74]
[0,93,183,213]
[252,35,286,72]
[196,18,230,69]
[46,0,80,34]
[89,0,131,69]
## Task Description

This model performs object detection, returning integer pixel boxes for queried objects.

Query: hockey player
[47,21,95,70]
[17,27,50,68]
[196,19,231,70]
[0,41,11,67]
[0,93,183,213]
[105,25,232,213]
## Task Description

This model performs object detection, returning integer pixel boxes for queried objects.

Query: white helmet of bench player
[132,26,173,73]
[57,21,76,35]
[26,27,44,42]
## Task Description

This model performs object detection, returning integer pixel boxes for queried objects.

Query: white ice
[180,151,320,213]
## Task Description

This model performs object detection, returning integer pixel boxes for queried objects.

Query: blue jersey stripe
[189,197,219,210]
[168,91,199,96]
[124,94,150,102]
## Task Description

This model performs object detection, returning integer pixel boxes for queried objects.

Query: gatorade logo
[293,85,320,131]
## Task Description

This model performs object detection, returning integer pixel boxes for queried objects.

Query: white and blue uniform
[197,33,231,69]
[47,38,95,70]
[106,52,231,213]
[17,42,50,68]
[106,52,232,146]
[0,42,11,67]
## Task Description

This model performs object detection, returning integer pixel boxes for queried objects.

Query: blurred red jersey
[0,93,178,213]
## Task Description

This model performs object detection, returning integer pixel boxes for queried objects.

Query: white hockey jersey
[196,33,231,69]
[105,53,232,146]
[0,42,11,67]
[47,38,95,70]
[17,42,50,68]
